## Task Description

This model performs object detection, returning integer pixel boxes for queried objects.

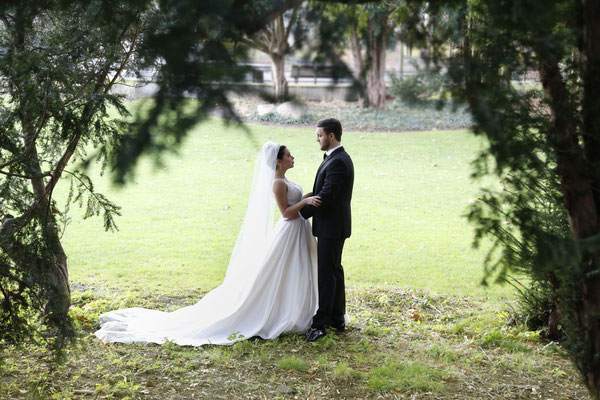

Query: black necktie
[323,153,328,160]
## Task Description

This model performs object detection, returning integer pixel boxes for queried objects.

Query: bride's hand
[305,196,321,207]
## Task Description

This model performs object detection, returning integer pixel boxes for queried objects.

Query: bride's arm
[274,181,320,219]
[302,191,313,199]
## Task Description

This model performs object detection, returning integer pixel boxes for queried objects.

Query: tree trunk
[0,159,72,330]
[270,52,288,102]
[270,14,288,102]
[579,1,600,395]
[349,26,366,109]
[537,43,600,399]
[3,13,71,331]
[27,146,71,326]
[581,0,600,175]
[366,19,388,109]
[45,241,70,327]
[399,42,404,81]
[38,212,70,328]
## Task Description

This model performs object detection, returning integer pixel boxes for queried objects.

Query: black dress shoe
[304,328,313,340]
[331,324,346,334]
[305,328,327,342]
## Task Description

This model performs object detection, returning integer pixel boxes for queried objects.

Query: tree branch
[104,17,141,95]
[0,105,49,170]
[45,18,139,195]
[0,170,51,179]
[284,6,299,40]
[240,35,269,53]
[62,169,116,218]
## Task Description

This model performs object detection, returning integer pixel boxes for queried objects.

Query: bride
[94,142,323,346]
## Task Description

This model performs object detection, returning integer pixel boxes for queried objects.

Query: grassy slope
[58,117,509,303]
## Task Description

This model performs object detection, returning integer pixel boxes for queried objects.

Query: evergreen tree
[410,0,600,396]
[0,0,147,351]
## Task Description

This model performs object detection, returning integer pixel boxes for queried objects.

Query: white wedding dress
[95,143,318,346]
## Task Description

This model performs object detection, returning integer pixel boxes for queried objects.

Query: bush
[506,277,556,333]
[390,66,447,108]
[253,111,314,125]
[249,102,472,132]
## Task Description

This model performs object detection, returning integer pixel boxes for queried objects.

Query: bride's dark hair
[277,145,287,160]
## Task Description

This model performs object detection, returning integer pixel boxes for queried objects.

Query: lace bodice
[274,179,303,206]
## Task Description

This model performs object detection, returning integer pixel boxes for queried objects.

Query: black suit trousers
[312,238,346,329]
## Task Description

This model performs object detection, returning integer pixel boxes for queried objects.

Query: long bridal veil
[223,141,278,282]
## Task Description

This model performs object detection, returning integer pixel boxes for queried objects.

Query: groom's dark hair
[317,118,342,141]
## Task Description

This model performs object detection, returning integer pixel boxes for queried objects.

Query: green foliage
[476,329,532,353]
[427,344,458,362]
[69,291,142,332]
[226,331,246,341]
[390,67,448,108]
[307,1,411,108]
[108,0,301,183]
[4,2,597,395]
[333,361,359,381]
[1,0,297,357]
[506,277,559,332]
[468,160,570,335]
[0,0,143,354]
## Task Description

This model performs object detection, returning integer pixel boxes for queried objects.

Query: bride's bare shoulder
[273,179,288,191]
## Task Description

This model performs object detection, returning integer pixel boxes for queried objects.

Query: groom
[300,118,354,342]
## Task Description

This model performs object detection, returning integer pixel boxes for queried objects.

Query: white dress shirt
[325,144,342,157]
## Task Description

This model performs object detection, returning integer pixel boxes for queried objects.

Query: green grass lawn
[57,116,511,304]
[4,115,588,400]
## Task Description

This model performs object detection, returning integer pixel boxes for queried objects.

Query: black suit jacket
[300,147,354,239]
